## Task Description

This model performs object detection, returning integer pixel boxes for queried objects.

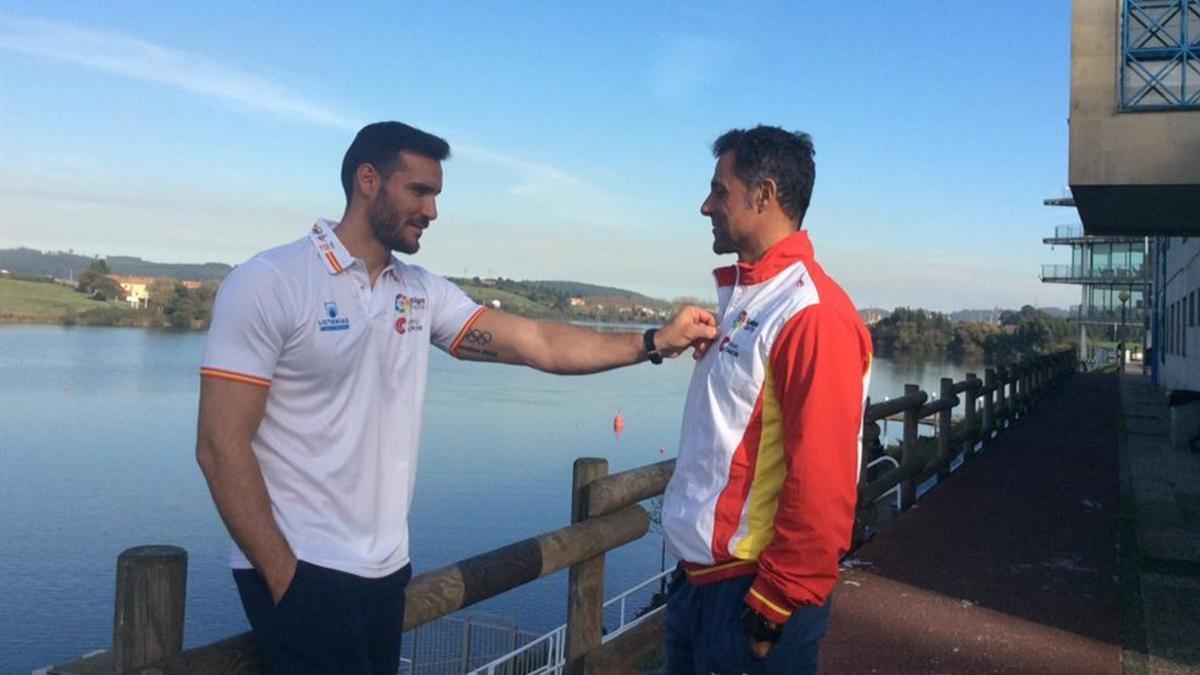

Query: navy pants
[233,560,411,675]
[665,569,832,675]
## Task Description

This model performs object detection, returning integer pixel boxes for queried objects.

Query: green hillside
[0,278,135,324]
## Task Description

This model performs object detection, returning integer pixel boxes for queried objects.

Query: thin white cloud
[0,16,360,130]
[649,34,735,101]
[0,16,609,203]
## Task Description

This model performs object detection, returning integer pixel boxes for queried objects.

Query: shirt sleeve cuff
[200,367,271,388]
[745,577,794,624]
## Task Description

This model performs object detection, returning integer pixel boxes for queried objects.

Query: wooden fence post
[983,368,996,441]
[937,378,954,478]
[853,401,877,548]
[112,545,188,673]
[963,373,978,457]
[900,384,920,506]
[566,458,608,675]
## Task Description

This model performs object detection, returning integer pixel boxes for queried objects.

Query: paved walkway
[1118,373,1200,675]
[821,372,1133,674]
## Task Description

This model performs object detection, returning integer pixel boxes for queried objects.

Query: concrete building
[1157,237,1200,391]
[1067,0,1200,395]
[1068,0,1200,236]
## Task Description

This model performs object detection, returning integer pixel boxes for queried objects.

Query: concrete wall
[1069,0,1200,187]
[1161,237,1200,392]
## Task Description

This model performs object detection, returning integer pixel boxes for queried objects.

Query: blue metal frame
[1121,0,1200,110]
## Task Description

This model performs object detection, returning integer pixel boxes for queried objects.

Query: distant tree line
[0,247,232,282]
[871,305,1075,363]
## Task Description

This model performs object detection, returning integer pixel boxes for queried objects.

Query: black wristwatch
[643,328,663,365]
[741,607,783,644]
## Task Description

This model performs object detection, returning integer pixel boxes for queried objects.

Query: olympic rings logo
[467,329,493,345]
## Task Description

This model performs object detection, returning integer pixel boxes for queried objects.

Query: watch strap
[643,328,663,365]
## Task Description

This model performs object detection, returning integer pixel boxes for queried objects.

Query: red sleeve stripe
[448,307,489,357]
[200,367,271,388]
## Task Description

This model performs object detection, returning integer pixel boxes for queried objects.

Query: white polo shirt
[201,219,484,577]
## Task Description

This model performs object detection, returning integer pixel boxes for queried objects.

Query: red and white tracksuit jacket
[662,230,873,624]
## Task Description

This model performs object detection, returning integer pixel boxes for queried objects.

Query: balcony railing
[1040,264,1147,282]
[1071,304,1147,324]
[1053,225,1084,239]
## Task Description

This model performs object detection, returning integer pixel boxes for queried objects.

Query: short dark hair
[712,125,815,226]
[341,122,450,201]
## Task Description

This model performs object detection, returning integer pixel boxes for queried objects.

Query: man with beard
[196,121,718,674]
[661,126,872,674]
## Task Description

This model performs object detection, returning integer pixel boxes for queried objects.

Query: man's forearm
[523,323,646,374]
[197,439,296,600]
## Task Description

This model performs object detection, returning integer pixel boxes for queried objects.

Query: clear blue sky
[0,1,1080,311]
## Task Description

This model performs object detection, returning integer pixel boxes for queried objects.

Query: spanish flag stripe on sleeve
[200,367,271,388]
[448,307,489,357]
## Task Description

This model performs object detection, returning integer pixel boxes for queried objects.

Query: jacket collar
[713,230,814,287]
[308,218,355,275]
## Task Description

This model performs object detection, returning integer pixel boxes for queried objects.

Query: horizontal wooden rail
[950,377,983,395]
[586,459,675,518]
[917,395,959,419]
[84,505,651,674]
[865,391,928,421]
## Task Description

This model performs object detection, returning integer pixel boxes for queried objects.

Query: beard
[711,225,736,255]
[368,187,422,254]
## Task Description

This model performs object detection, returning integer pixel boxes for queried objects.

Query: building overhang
[1070,184,1200,236]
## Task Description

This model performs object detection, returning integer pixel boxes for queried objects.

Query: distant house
[111,275,155,309]
[859,308,888,325]
[181,280,203,291]
[569,297,586,307]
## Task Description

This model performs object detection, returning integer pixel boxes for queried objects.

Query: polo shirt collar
[713,230,814,287]
[308,218,355,275]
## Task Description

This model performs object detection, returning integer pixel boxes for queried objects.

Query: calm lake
[0,325,977,674]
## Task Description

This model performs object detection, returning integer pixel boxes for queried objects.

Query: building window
[1121,0,1200,110]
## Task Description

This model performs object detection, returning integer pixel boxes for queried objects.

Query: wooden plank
[586,459,674,518]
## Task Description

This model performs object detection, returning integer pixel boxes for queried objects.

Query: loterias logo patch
[318,301,350,332]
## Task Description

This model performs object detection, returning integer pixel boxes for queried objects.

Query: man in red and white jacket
[662,126,873,674]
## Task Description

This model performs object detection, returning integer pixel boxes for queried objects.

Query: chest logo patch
[731,310,759,333]
[395,293,427,314]
[318,301,350,332]
[394,294,425,334]
[718,336,740,357]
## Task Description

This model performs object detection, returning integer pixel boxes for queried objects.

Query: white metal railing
[867,455,902,512]
[602,568,673,640]
[468,567,674,675]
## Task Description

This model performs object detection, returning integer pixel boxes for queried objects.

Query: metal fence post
[461,616,473,674]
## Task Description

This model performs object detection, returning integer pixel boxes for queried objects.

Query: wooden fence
[51,349,1075,675]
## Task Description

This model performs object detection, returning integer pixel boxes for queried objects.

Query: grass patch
[457,283,559,317]
[0,278,131,323]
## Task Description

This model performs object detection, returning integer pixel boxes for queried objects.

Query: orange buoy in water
[613,410,625,437]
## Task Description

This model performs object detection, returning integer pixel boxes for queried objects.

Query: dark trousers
[233,560,412,675]
[665,569,832,675]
